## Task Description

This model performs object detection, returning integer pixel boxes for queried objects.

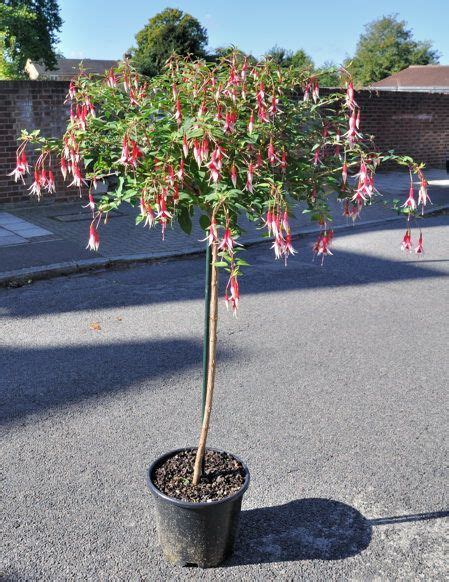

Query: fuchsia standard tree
[11,53,430,495]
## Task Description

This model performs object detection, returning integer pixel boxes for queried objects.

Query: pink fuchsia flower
[248,111,254,134]
[201,137,210,161]
[218,227,237,253]
[313,230,334,264]
[86,224,100,251]
[84,192,96,212]
[230,164,238,188]
[207,159,220,183]
[417,177,432,212]
[268,95,280,116]
[201,217,218,246]
[267,141,277,166]
[284,233,297,256]
[312,79,320,103]
[223,112,237,133]
[279,151,287,171]
[60,157,68,180]
[119,136,130,165]
[8,151,29,183]
[265,210,273,235]
[193,140,202,167]
[345,81,357,111]
[245,163,254,193]
[401,229,412,252]
[177,159,185,184]
[28,169,42,198]
[68,80,76,100]
[182,134,189,158]
[140,196,155,228]
[344,110,362,144]
[46,170,56,193]
[156,196,172,240]
[174,98,182,125]
[342,162,348,185]
[106,68,117,88]
[256,82,265,105]
[313,149,321,166]
[415,232,424,254]
[257,105,270,123]
[402,185,417,211]
[68,162,83,188]
[225,274,240,316]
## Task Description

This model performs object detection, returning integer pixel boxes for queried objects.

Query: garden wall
[1,81,448,204]
[0,81,72,205]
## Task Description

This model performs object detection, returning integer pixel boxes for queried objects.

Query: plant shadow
[228,498,448,565]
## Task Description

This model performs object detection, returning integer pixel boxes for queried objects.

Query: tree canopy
[264,46,314,71]
[0,0,62,79]
[132,7,208,77]
[348,14,440,85]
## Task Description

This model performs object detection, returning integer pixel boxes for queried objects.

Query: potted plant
[11,53,429,567]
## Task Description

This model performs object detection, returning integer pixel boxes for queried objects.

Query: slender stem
[193,242,219,485]
[201,242,212,421]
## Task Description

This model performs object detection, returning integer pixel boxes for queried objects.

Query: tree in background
[264,46,314,72]
[264,45,293,67]
[316,61,341,87]
[290,49,314,71]
[0,0,62,79]
[348,14,440,86]
[132,8,208,77]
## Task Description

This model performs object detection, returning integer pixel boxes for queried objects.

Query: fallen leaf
[90,322,101,331]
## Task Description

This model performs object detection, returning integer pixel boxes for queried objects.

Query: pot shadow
[228,498,448,565]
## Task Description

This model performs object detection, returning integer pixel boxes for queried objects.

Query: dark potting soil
[153,449,246,503]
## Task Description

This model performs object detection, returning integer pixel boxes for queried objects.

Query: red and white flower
[86,224,100,251]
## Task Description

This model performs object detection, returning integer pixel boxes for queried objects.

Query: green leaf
[213,262,228,267]
[178,207,192,234]
[199,215,210,230]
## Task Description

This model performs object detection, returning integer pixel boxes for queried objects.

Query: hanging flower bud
[174,98,182,125]
[417,176,431,211]
[245,163,254,193]
[267,141,277,166]
[86,224,100,251]
[182,134,189,158]
[401,229,412,252]
[342,162,348,185]
[225,274,240,316]
[230,164,238,188]
[415,232,424,254]
[60,157,68,180]
[248,111,254,134]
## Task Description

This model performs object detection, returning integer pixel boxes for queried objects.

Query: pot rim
[147,447,250,509]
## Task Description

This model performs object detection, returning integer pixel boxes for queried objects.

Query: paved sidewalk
[0,169,448,285]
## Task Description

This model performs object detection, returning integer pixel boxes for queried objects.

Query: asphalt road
[1,216,448,581]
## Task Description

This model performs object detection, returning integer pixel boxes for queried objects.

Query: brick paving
[0,169,448,279]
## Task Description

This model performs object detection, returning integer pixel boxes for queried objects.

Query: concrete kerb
[1,204,448,288]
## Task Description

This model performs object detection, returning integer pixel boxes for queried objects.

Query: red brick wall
[357,90,449,169]
[1,82,448,204]
[0,81,77,204]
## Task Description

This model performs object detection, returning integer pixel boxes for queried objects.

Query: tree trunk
[193,242,219,485]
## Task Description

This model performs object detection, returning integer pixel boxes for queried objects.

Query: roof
[31,58,119,79]
[369,65,449,93]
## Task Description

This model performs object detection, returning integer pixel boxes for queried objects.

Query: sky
[57,0,449,66]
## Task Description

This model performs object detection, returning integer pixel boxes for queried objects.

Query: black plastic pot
[147,447,250,568]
